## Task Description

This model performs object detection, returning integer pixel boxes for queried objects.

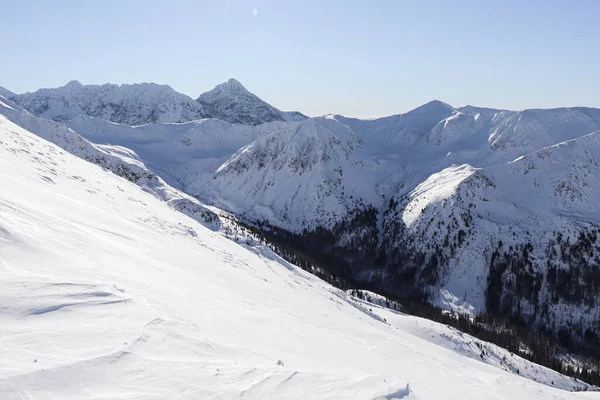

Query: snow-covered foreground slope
[348,290,592,392]
[1,107,597,399]
[0,96,221,231]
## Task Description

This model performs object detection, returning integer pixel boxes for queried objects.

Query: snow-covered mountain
[62,114,370,231]
[197,78,307,125]
[7,80,207,125]
[6,78,600,349]
[333,100,456,155]
[0,101,594,399]
[381,131,600,328]
[208,117,375,230]
[4,78,306,126]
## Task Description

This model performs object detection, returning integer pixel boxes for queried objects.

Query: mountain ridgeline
[4,79,306,126]
[2,80,600,357]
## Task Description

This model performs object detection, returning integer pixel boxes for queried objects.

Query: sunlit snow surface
[0,115,598,399]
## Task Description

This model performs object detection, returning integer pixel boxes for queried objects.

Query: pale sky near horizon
[2,0,599,118]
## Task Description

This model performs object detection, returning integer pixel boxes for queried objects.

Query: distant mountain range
[2,79,306,126]
[2,79,600,348]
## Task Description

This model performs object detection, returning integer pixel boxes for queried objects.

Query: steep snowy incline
[197,78,307,125]
[8,80,207,125]
[1,106,594,399]
[349,290,593,392]
[0,96,221,230]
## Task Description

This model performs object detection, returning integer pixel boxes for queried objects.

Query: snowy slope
[0,96,220,230]
[348,290,593,392]
[64,115,291,198]
[1,102,597,399]
[416,107,600,165]
[197,78,307,125]
[9,81,207,125]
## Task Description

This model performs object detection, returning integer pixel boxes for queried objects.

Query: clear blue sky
[2,0,599,117]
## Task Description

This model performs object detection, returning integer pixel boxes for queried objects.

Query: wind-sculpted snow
[0,104,595,399]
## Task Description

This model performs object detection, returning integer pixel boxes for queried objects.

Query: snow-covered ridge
[7,81,206,126]
[0,86,15,99]
[458,105,509,115]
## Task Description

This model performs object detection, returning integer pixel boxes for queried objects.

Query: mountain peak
[210,78,249,94]
[197,79,306,125]
[419,100,453,111]
[64,80,83,89]
[226,78,244,87]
